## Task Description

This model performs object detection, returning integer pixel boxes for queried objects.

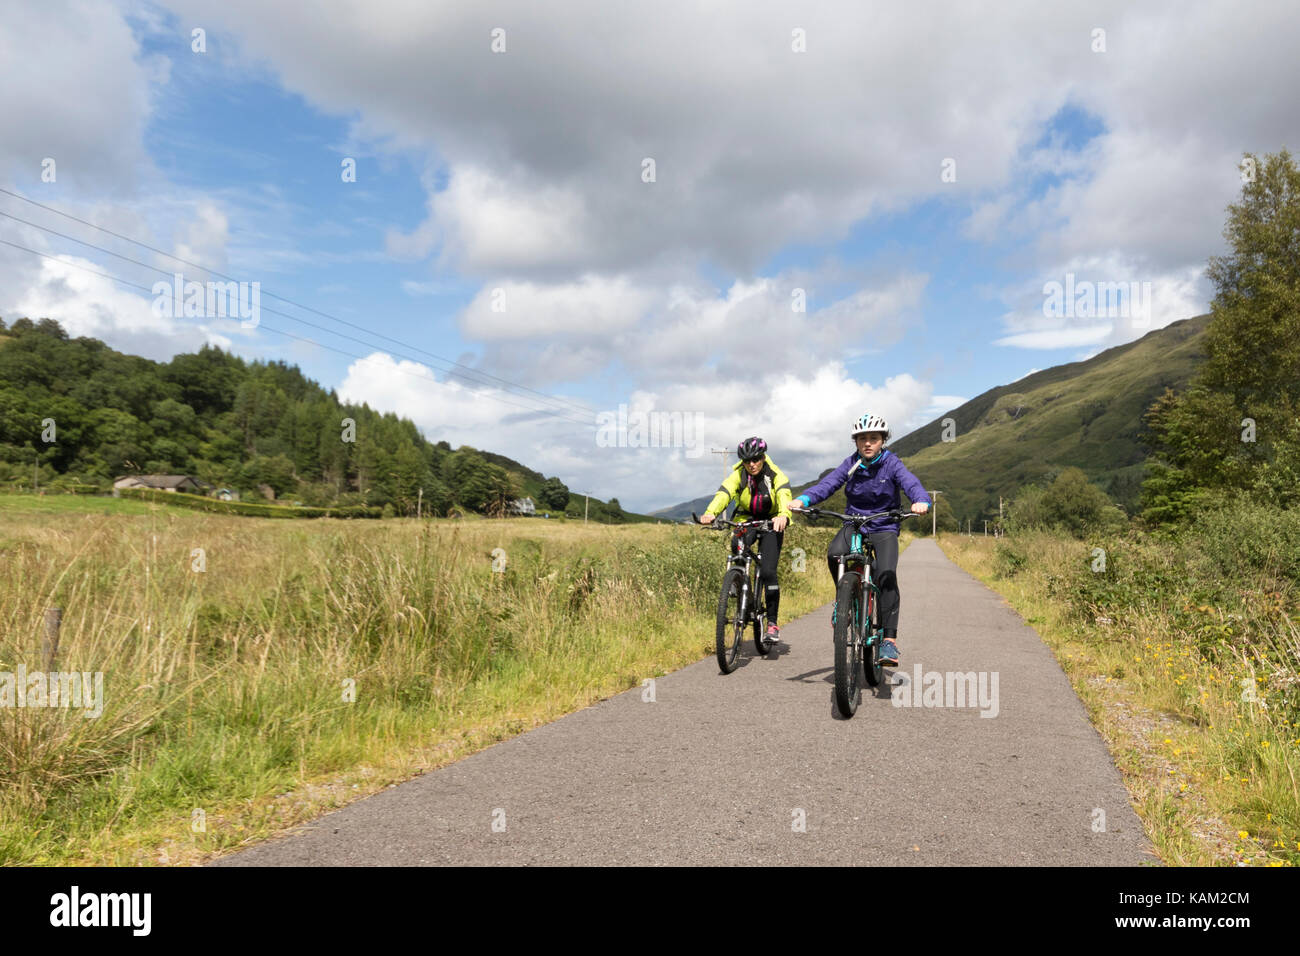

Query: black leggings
[737,527,784,624]
[826,527,900,636]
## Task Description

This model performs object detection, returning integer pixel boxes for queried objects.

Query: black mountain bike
[794,506,917,716]
[693,513,777,673]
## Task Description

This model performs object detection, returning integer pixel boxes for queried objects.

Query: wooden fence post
[43,607,61,670]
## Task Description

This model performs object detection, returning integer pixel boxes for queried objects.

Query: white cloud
[6,254,232,360]
[461,274,654,341]
[460,268,928,389]
[0,0,156,194]
[154,0,1100,277]
[992,252,1208,351]
[338,349,938,510]
[995,325,1114,350]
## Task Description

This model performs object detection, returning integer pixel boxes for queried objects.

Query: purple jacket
[796,449,932,535]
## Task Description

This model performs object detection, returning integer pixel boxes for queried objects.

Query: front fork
[840,529,874,645]
[729,555,755,624]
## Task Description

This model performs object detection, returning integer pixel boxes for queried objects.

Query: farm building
[113,475,213,494]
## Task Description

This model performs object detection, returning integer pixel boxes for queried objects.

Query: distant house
[113,475,212,494]
[508,497,536,516]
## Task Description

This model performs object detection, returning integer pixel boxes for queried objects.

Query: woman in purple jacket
[790,413,930,666]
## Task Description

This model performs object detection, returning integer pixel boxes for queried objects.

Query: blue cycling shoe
[878,638,899,666]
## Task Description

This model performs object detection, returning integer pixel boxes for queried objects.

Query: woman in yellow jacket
[700,437,793,643]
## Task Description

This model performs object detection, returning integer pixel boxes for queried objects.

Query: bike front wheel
[863,584,884,687]
[833,571,863,716]
[716,567,747,673]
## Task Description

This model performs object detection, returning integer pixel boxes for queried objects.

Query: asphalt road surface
[214,538,1156,866]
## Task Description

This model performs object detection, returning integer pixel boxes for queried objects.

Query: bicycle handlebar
[691,512,775,531]
[793,506,920,525]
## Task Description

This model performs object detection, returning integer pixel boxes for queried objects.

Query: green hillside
[652,314,1210,525]
[0,316,646,522]
[893,314,1211,523]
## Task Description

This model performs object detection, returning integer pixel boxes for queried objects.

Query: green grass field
[0,492,184,518]
[0,499,836,865]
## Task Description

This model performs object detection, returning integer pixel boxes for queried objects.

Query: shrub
[1006,468,1128,538]
[992,541,1027,578]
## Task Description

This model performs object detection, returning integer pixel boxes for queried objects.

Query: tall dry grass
[0,506,834,863]
[942,529,1299,866]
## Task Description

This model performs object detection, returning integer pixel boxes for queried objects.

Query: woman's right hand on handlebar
[700,513,715,524]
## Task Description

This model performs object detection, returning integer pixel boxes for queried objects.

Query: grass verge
[0,508,835,865]
[939,531,1299,866]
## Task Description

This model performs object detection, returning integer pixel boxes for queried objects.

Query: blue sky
[4,1,1293,511]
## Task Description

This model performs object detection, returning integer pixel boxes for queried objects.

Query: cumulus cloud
[461,274,654,341]
[155,0,1096,278]
[0,0,157,195]
[5,253,233,360]
[992,255,1208,350]
[8,0,1300,509]
[461,268,928,389]
[339,349,940,509]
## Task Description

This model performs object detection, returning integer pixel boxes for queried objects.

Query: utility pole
[984,520,988,536]
[710,448,731,468]
[417,487,422,519]
[931,491,942,537]
[585,493,589,524]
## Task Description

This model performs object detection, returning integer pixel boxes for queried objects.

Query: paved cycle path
[214,538,1155,866]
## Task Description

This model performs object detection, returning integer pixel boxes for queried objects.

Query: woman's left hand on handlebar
[772,515,788,532]
[911,502,930,514]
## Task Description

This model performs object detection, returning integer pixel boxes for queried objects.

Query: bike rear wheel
[716,567,747,673]
[754,611,773,656]
[833,571,863,716]
[752,570,773,657]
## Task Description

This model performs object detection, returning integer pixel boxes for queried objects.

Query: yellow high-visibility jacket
[703,455,793,521]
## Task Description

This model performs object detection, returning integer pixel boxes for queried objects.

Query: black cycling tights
[737,527,784,624]
[826,527,900,635]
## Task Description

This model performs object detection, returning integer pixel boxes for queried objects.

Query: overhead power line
[0,237,596,429]
[0,187,599,418]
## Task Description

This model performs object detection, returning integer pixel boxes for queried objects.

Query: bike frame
[721,518,772,628]
[798,505,919,649]
[694,512,776,659]
[840,529,881,643]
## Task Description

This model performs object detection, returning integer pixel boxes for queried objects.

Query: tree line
[1002,149,1300,538]
[0,320,578,518]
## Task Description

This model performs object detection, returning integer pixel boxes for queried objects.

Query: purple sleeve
[800,454,853,505]
[891,456,931,505]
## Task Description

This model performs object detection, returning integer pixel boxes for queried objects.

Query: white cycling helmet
[851,412,891,441]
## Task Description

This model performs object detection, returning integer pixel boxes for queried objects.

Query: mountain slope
[894,314,1210,521]
[651,314,1210,522]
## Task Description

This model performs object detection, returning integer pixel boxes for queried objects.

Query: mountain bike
[794,506,917,716]
[693,513,777,672]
